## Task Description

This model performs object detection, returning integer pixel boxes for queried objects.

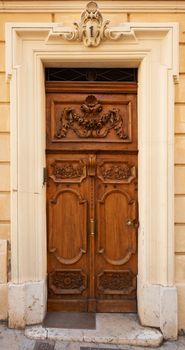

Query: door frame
[5,21,178,338]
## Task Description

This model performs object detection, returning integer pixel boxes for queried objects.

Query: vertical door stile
[88,154,96,312]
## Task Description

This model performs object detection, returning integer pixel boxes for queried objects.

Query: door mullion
[88,154,96,312]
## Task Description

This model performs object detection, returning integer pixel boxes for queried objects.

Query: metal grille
[45,68,137,82]
[80,348,127,350]
[33,341,55,350]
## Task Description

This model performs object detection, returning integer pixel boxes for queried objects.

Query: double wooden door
[46,82,138,312]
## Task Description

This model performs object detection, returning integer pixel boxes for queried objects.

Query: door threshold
[43,312,96,330]
[25,313,163,347]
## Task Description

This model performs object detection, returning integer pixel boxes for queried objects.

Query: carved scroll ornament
[47,2,137,47]
[55,95,128,139]
[72,1,109,48]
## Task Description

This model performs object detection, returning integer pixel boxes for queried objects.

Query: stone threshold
[25,313,163,348]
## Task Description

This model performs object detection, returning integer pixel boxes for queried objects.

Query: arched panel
[98,189,136,265]
[49,189,87,265]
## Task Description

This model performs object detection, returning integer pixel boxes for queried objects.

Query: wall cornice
[1,1,185,13]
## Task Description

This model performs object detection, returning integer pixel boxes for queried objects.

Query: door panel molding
[49,188,87,265]
[97,189,136,266]
[97,160,136,184]
[49,159,87,183]
[46,83,137,150]
[49,269,87,295]
[97,270,136,295]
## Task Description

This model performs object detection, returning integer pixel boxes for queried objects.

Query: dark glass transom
[45,68,137,82]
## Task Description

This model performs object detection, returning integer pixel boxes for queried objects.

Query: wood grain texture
[46,81,138,312]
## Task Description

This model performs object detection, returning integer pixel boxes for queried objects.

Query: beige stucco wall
[0,1,185,331]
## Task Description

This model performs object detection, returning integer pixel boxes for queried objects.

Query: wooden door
[46,82,138,312]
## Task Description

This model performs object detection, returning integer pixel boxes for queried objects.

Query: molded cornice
[1,1,185,13]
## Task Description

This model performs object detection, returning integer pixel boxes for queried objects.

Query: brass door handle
[90,219,95,235]
[126,218,139,228]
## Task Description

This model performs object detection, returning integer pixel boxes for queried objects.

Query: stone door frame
[5,20,178,338]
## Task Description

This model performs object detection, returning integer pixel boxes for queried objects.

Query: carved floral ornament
[97,161,136,183]
[97,270,136,295]
[55,95,128,139]
[47,1,137,47]
[49,270,87,294]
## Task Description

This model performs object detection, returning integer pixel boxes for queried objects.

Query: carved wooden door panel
[46,82,138,312]
[47,153,90,311]
[95,153,137,312]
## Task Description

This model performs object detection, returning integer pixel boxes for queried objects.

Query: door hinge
[43,167,47,185]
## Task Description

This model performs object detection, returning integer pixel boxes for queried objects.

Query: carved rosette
[49,270,87,294]
[50,159,86,183]
[55,95,128,140]
[98,270,136,295]
[97,161,136,183]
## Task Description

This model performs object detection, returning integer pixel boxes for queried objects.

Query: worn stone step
[25,314,163,348]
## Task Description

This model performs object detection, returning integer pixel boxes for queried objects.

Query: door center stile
[88,154,96,311]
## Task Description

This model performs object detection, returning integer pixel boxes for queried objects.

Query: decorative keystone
[46,2,137,47]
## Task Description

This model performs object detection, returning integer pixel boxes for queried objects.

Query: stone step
[25,313,163,348]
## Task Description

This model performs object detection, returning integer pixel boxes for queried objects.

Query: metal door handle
[126,218,139,228]
[90,219,95,235]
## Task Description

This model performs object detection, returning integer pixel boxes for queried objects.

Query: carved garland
[100,163,132,180]
[97,161,136,184]
[52,161,84,179]
[55,164,82,178]
[55,95,128,139]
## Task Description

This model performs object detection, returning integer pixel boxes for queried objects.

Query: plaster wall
[0,0,185,334]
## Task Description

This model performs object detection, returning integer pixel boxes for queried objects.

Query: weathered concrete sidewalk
[0,322,185,350]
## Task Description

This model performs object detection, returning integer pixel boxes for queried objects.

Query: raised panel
[49,269,87,295]
[97,270,136,295]
[97,159,136,184]
[49,159,86,183]
[46,90,137,150]
[49,189,87,265]
[97,189,136,265]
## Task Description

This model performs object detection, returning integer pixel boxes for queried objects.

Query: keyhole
[90,25,94,38]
